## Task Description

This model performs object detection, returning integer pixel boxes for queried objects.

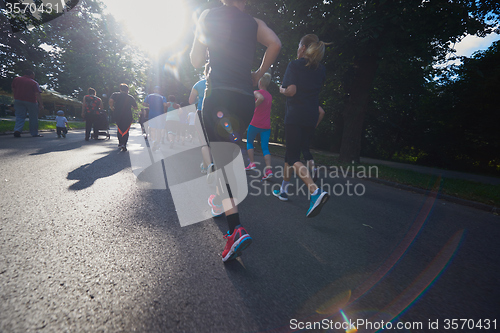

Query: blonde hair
[259,73,272,89]
[300,34,332,68]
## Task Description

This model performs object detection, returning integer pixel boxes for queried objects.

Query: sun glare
[105,0,191,56]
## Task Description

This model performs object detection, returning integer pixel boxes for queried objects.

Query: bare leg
[247,148,255,164]
[264,154,272,171]
[201,145,211,168]
[293,161,318,194]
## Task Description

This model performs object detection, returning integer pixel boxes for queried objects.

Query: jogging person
[245,72,274,180]
[189,64,210,172]
[190,0,281,262]
[165,95,180,148]
[301,106,325,182]
[143,86,167,151]
[274,34,330,218]
[109,84,137,152]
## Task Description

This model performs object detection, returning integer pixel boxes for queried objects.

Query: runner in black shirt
[109,84,138,151]
[191,0,281,262]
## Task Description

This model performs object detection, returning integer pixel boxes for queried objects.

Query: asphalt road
[1,127,498,332]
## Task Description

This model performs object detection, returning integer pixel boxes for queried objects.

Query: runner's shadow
[67,149,130,190]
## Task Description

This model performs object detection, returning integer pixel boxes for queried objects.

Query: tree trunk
[339,55,379,163]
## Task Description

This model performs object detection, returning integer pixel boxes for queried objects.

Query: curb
[365,176,498,214]
[0,129,55,136]
[265,150,498,215]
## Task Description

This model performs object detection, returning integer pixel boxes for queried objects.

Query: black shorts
[200,89,255,181]
[201,89,254,144]
[285,124,315,165]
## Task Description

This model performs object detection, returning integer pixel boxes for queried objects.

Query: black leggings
[201,89,254,170]
[285,124,315,165]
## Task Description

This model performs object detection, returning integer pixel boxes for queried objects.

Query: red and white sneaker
[208,194,223,217]
[262,168,273,180]
[222,226,252,262]
[245,162,256,171]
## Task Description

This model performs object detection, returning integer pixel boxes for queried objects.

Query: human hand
[251,70,263,87]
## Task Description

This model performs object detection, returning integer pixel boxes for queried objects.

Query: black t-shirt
[203,5,258,96]
[110,92,137,122]
[282,58,326,127]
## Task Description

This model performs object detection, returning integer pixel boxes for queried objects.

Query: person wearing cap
[55,110,68,138]
[11,69,44,137]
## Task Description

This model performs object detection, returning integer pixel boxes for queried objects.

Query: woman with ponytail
[275,34,330,218]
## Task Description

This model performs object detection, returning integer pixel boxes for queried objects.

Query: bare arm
[251,18,281,86]
[280,85,296,97]
[190,10,210,68]
[254,90,265,107]
[316,106,325,128]
[36,91,43,109]
[189,88,199,105]
[109,98,115,111]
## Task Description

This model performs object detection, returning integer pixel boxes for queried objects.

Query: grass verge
[0,119,86,132]
[262,142,500,207]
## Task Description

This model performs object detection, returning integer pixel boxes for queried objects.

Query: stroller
[94,110,110,140]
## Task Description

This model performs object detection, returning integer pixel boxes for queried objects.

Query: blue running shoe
[307,190,329,218]
[272,189,288,201]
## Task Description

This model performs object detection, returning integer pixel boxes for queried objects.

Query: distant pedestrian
[81,88,104,141]
[245,72,273,180]
[189,64,209,172]
[109,84,138,152]
[275,34,330,218]
[143,86,167,151]
[55,110,68,138]
[165,95,180,148]
[187,108,197,142]
[139,108,148,136]
[11,69,44,137]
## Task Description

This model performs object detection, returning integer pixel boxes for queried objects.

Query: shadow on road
[67,149,130,190]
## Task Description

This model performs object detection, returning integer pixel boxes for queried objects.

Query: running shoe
[206,163,215,184]
[200,162,207,174]
[118,144,123,150]
[121,145,127,152]
[208,194,223,217]
[307,189,330,218]
[245,162,256,171]
[262,168,273,180]
[222,226,252,262]
[272,189,288,201]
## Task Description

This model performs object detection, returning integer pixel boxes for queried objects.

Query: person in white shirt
[55,110,68,138]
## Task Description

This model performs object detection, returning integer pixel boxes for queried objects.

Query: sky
[100,0,194,56]
[100,0,500,60]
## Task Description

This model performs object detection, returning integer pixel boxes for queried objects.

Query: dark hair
[23,69,34,76]
[119,83,129,92]
[88,88,96,95]
[300,34,332,68]
[168,95,176,102]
